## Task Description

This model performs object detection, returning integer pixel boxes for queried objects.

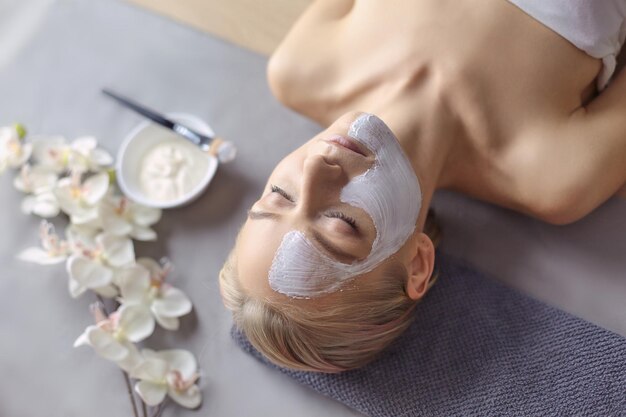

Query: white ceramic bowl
[116,113,218,209]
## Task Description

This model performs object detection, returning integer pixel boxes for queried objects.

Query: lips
[325,135,367,157]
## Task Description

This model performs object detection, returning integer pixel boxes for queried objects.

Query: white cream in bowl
[117,113,218,208]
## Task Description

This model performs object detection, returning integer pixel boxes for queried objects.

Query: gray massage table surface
[0,1,624,416]
[233,249,626,416]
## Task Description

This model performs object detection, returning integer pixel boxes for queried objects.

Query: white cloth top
[508,0,626,90]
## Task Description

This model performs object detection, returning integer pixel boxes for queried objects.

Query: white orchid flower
[65,223,99,248]
[32,135,112,174]
[118,259,192,331]
[13,164,57,193]
[99,195,161,241]
[131,349,201,408]
[21,190,61,218]
[17,221,69,265]
[31,136,70,173]
[0,125,32,172]
[66,231,135,298]
[74,303,151,372]
[15,164,60,218]
[65,227,117,297]
[55,171,109,224]
[69,136,114,172]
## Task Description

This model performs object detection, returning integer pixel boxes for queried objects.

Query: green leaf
[13,123,27,140]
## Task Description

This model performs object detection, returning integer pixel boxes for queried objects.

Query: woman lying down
[219,0,626,373]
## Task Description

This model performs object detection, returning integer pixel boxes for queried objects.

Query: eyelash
[270,184,358,230]
[270,184,294,202]
[326,211,358,231]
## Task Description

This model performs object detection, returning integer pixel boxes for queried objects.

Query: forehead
[271,143,306,177]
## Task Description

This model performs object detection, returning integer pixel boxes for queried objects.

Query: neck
[367,88,460,230]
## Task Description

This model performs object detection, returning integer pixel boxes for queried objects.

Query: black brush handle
[102,89,175,129]
[102,88,220,152]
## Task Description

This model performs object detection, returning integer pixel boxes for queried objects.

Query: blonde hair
[220,208,442,373]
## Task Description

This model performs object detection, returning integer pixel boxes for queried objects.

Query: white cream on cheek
[268,113,422,298]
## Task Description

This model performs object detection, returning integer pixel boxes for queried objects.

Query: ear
[405,232,435,300]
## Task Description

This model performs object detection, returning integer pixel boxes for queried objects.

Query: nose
[299,153,343,217]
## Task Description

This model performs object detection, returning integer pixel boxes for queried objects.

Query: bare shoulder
[267,0,355,118]
[505,92,626,225]
[486,44,626,224]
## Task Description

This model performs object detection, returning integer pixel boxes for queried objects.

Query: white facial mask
[268,113,422,298]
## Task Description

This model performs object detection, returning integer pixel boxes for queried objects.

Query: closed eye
[270,184,359,231]
[270,184,295,202]
[325,211,359,231]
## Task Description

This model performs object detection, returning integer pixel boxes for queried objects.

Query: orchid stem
[122,370,140,417]
[151,398,169,417]
[141,399,148,417]
[93,295,139,417]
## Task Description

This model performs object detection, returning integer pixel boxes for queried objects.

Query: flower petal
[17,247,65,265]
[67,255,113,288]
[131,357,169,381]
[168,384,202,409]
[10,142,32,168]
[93,284,118,298]
[12,163,56,193]
[82,172,109,205]
[66,150,90,174]
[130,226,157,241]
[137,258,163,277]
[153,314,179,331]
[31,168,58,191]
[71,136,97,154]
[70,206,99,225]
[75,216,103,232]
[86,327,129,362]
[118,264,151,304]
[130,204,161,226]
[54,177,82,215]
[31,191,60,218]
[0,126,18,144]
[66,224,97,245]
[97,234,134,267]
[73,327,92,347]
[20,195,35,214]
[13,176,27,193]
[118,304,154,342]
[140,348,158,360]
[90,148,113,167]
[99,199,133,236]
[31,135,68,173]
[100,213,132,236]
[153,349,197,380]
[116,340,143,373]
[152,287,192,318]
[135,381,167,406]
[68,276,87,298]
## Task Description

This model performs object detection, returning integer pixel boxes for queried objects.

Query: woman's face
[233,111,420,301]
[235,112,422,298]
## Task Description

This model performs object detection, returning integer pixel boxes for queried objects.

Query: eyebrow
[248,210,279,220]
[247,210,358,262]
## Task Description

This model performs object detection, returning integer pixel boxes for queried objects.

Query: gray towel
[232,250,626,417]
